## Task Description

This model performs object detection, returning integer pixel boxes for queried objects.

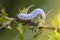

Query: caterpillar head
[34,8,45,21]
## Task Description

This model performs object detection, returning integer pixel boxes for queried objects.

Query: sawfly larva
[17,8,45,21]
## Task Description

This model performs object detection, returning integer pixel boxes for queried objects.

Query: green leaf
[1,8,8,16]
[10,21,18,30]
[57,12,60,27]
[0,17,8,24]
[34,29,60,40]
[10,22,24,40]
[0,29,20,40]
[51,10,60,27]
[46,9,60,27]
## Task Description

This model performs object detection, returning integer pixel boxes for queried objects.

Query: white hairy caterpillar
[17,8,45,21]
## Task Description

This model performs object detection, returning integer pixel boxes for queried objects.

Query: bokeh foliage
[0,0,60,40]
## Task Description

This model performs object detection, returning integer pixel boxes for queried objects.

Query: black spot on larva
[27,16,29,18]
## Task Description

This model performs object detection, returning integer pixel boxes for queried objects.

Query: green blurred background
[0,0,60,40]
[1,0,60,26]
[1,0,60,17]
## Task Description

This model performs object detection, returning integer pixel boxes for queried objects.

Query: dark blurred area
[0,0,60,18]
[0,0,44,17]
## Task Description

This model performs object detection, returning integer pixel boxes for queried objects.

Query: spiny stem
[15,18,60,32]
